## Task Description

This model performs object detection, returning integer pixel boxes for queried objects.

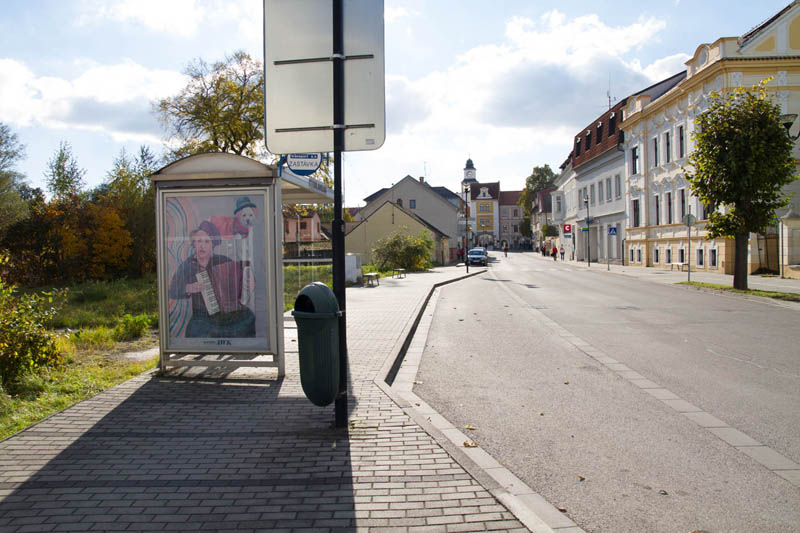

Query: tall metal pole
[584,196,590,267]
[332,0,348,428]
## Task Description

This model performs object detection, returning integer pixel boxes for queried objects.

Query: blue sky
[0,0,792,206]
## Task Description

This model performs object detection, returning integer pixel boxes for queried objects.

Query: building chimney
[419,176,425,184]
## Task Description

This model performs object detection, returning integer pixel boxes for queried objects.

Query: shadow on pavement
[0,373,356,531]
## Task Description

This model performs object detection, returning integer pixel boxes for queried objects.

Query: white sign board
[264,0,385,154]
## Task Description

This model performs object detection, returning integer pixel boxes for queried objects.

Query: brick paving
[0,267,527,532]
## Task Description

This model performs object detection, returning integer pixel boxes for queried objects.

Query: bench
[670,262,688,271]
[392,268,406,279]
[364,272,380,287]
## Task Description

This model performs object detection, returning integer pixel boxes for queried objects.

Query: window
[397,198,403,207]
[596,123,603,144]
[679,189,686,220]
[502,207,508,217]
[652,137,659,167]
[575,139,581,156]
[666,247,672,264]
[513,224,518,233]
[409,199,416,209]
[665,132,671,163]
[513,208,518,217]
[678,248,685,264]
[654,195,661,225]
[300,221,307,230]
[701,202,711,220]
[556,197,562,212]
[609,114,616,134]
[590,184,596,205]
[678,125,685,158]
[697,248,704,267]
[630,248,635,263]
[284,222,289,234]
[637,248,642,263]
[631,147,639,174]
[666,192,673,224]
[615,175,621,198]
[598,185,604,204]
[654,247,660,264]
[632,199,640,227]
[503,224,508,232]
[710,248,717,268]
[585,132,592,150]
[606,178,612,201]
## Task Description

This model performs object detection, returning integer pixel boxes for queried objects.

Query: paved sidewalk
[0,267,530,532]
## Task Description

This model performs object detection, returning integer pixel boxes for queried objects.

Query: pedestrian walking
[503,243,508,257]
[560,247,565,261]
[552,245,558,261]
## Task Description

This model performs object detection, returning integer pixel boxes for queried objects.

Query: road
[414,250,800,533]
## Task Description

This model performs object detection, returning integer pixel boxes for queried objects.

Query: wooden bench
[670,262,688,271]
[392,268,406,279]
[363,272,380,286]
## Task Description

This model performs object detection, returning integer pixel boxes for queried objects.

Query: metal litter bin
[291,282,341,406]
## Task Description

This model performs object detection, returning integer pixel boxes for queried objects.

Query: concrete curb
[373,271,586,533]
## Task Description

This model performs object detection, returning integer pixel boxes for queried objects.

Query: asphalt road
[414,250,800,533]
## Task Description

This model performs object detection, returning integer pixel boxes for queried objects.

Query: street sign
[563,223,572,233]
[284,153,323,176]
[682,213,697,227]
[264,0,386,154]
[581,227,589,232]
[608,227,618,236]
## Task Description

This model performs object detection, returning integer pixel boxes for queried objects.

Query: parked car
[467,247,488,266]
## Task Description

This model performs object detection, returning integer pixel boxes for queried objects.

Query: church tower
[462,158,477,193]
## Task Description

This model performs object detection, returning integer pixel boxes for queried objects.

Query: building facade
[621,2,800,275]
[499,191,524,248]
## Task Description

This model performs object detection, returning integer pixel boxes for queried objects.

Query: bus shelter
[150,153,333,377]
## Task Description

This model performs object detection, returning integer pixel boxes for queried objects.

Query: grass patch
[0,352,157,440]
[678,281,800,302]
[283,263,333,311]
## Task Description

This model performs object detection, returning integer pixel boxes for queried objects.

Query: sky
[0,0,793,207]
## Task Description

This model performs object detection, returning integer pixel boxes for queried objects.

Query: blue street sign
[608,227,618,236]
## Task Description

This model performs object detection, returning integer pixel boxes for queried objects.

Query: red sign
[563,224,572,234]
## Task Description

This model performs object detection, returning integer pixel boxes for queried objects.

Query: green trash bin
[291,282,341,406]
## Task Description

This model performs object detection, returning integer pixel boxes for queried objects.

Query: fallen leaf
[659,490,668,496]
[558,507,567,513]
[463,441,479,448]
[413,380,423,384]
[564,381,569,385]
[540,413,544,416]
[414,402,420,406]
[465,424,477,430]
[577,476,585,482]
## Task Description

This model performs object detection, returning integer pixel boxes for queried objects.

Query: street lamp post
[583,194,591,267]
[463,185,470,273]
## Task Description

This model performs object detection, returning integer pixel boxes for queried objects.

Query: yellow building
[344,201,449,266]
[621,1,800,276]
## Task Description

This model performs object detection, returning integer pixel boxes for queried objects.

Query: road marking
[488,268,800,487]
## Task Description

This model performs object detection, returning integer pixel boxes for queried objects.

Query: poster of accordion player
[164,191,270,351]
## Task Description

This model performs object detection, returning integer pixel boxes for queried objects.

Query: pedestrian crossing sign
[608,227,618,236]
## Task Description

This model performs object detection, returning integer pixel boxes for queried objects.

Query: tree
[371,229,435,271]
[518,165,557,216]
[520,215,532,239]
[687,80,797,290]
[155,51,266,161]
[0,123,28,238]
[45,141,85,199]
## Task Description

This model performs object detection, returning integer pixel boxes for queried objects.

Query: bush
[113,314,152,341]
[0,271,64,389]
[371,228,435,271]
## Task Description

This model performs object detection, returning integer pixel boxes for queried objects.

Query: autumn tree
[518,165,557,216]
[45,141,86,200]
[155,51,266,161]
[0,123,28,238]
[687,80,797,290]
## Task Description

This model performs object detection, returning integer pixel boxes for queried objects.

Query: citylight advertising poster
[160,189,271,353]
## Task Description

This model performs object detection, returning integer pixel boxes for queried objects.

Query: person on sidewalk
[504,243,508,257]
[560,247,565,261]
[552,245,558,261]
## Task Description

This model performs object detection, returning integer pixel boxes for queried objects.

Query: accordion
[195,261,248,314]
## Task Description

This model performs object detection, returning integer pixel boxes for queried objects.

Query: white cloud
[79,0,208,37]
[385,6,419,23]
[0,58,186,142]
[628,52,690,82]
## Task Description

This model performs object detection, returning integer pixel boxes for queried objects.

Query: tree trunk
[733,232,749,290]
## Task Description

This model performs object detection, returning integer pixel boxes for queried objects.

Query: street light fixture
[583,193,591,267]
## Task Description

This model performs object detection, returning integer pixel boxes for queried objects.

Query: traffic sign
[682,213,697,227]
[608,227,618,236]
[264,0,385,154]
[284,153,323,176]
